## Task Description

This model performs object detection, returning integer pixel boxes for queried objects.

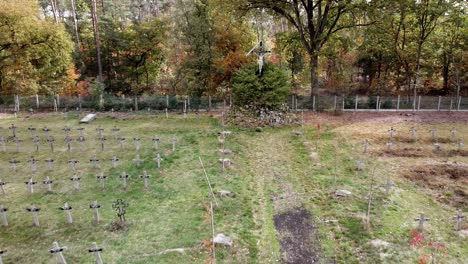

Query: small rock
[335,190,352,197]
[213,233,233,246]
[218,158,232,166]
[293,131,303,136]
[219,149,233,154]
[370,239,390,248]
[217,190,235,197]
[158,248,186,255]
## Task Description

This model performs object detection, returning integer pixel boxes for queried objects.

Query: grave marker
[453,210,464,231]
[96,172,107,189]
[42,127,51,138]
[120,171,130,190]
[89,155,100,169]
[45,158,55,171]
[388,127,396,139]
[9,159,20,172]
[26,205,41,226]
[0,180,5,195]
[0,136,5,152]
[28,126,37,138]
[89,201,101,224]
[112,199,129,222]
[12,137,22,152]
[433,141,441,152]
[47,137,55,152]
[152,136,160,150]
[68,160,79,172]
[49,242,67,264]
[457,140,464,151]
[139,170,151,189]
[429,129,437,140]
[43,176,53,192]
[0,205,8,226]
[154,154,163,169]
[450,128,457,140]
[25,177,38,194]
[414,213,430,232]
[28,156,39,173]
[133,137,141,152]
[110,156,119,168]
[171,136,177,151]
[355,160,365,171]
[62,127,71,137]
[133,154,143,168]
[112,127,120,140]
[410,127,417,141]
[59,203,73,224]
[98,137,106,152]
[77,127,85,137]
[386,141,393,152]
[64,137,73,152]
[119,137,126,150]
[382,178,394,194]
[70,175,81,191]
[88,242,104,264]
[32,136,40,152]
[8,124,17,138]
[77,136,86,151]
[0,249,5,264]
[96,126,104,138]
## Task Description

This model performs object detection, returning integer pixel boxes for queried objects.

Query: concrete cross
[49,242,67,264]
[62,127,71,137]
[96,126,104,138]
[112,127,120,140]
[68,160,79,172]
[77,127,85,137]
[43,176,53,192]
[433,141,441,152]
[8,124,17,138]
[64,137,73,152]
[12,137,22,152]
[97,137,106,152]
[0,205,8,226]
[25,177,38,194]
[414,213,430,232]
[154,154,163,169]
[110,156,119,168]
[89,201,101,224]
[112,199,128,222]
[26,205,41,226]
[355,160,365,171]
[47,137,55,152]
[133,154,143,168]
[9,159,20,172]
[119,137,126,150]
[28,126,37,138]
[0,136,5,152]
[152,136,160,150]
[388,127,396,139]
[429,129,437,140]
[451,128,457,140]
[410,127,417,141]
[32,136,40,152]
[139,170,151,189]
[386,141,393,152]
[457,140,464,151]
[96,172,107,189]
[70,175,81,191]
[171,136,177,151]
[120,171,130,190]
[42,127,51,138]
[453,210,464,231]
[28,156,39,173]
[77,136,86,151]
[59,203,73,224]
[0,180,5,195]
[133,137,141,152]
[382,178,394,194]
[45,158,55,171]
[88,242,104,264]
[89,155,100,169]
[0,249,6,264]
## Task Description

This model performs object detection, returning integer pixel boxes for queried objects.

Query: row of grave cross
[386,127,461,141]
[0,199,128,228]
[0,170,155,195]
[361,138,464,154]
[6,153,164,173]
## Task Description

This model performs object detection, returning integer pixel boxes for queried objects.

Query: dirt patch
[274,207,320,264]
[379,148,428,158]
[404,164,468,207]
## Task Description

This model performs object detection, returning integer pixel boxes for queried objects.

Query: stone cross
[112,199,129,222]
[49,242,67,264]
[120,171,130,190]
[433,141,441,152]
[388,127,396,139]
[152,136,160,150]
[45,158,55,171]
[42,127,51,138]
[133,154,143,167]
[88,242,104,264]
[28,156,39,173]
[47,137,55,152]
[119,137,126,150]
[0,205,8,226]
[25,177,38,194]
[98,137,106,152]
[64,137,73,152]
[77,127,85,137]
[410,127,417,141]
[429,129,437,140]
[70,175,81,191]
[110,156,119,168]
[68,159,79,172]
[154,154,163,169]
[457,140,464,151]
[33,136,40,152]
[0,180,5,195]
[12,137,22,152]
[133,137,141,152]
[450,128,457,140]
[9,159,20,172]
[77,136,86,151]
[96,172,107,189]
[171,136,177,151]
[62,127,71,137]
[382,178,394,194]
[219,158,232,167]
[26,205,41,226]
[28,126,37,138]
[43,176,53,192]
[0,249,6,264]
[89,200,101,224]
[139,170,151,189]
[414,213,430,232]
[386,141,393,152]
[96,126,104,138]
[453,210,464,231]
[112,127,120,140]
[0,136,5,152]
[8,124,17,138]
[89,155,100,169]
[59,203,73,224]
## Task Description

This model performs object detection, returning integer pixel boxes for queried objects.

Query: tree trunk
[50,0,59,23]
[91,0,103,82]
[310,54,319,96]
[412,42,423,110]
[70,0,80,51]
[442,52,450,93]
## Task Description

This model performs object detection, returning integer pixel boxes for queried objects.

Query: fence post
[355,95,358,111]
[376,96,379,111]
[36,94,39,110]
[53,97,58,112]
[334,95,337,111]
[134,96,138,111]
[457,96,461,111]
[187,96,190,112]
[166,95,169,109]
[208,95,211,111]
[417,96,421,111]
[312,96,316,112]
[99,94,104,109]
[397,95,400,111]
[56,95,60,108]
[78,94,82,111]
[341,96,345,111]
[437,96,441,111]
[449,99,453,112]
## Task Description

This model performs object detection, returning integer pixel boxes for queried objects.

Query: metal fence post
[341,96,345,111]
[208,95,212,111]
[56,95,60,108]
[417,96,421,111]
[457,96,461,111]
[334,95,337,111]
[376,96,379,111]
[166,95,169,109]
[437,96,441,111]
[36,94,39,110]
[134,96,138,111]
[355,95,358,111]
[449,99,453,112]
[78,94,82,111]
[312,96,316,112]
[397,95,400,111]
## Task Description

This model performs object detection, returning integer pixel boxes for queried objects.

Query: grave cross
[381,178,395,194]
[120,171,130,190]
[152,136,160,150]
[0,136,5,152]
[25,178,38,194]
[410,127,417,141]
[98,137,106,152]
[96,172,107,189]
[43,176,54,192]
[32,136,40,152]
[68,160,79,172]
[112,199,129,222]
[96,126,104,138]
[62,127,71,137]
[355,160,365,171]
[457,140,464,151]
[59,203,73,224]
[9,159,20,172]
[388,127,396,139]
[133,137,141,152]
[171,136,177,151]
[0,180,5,195]
[414,213,430,232]
[12,137,22,152]
[0,250,6,264]
[89,201,101,224]
[110,156,119,168]
[64,137,73,152]
[133,154,143,168]
[0,205,8,226]
[70,175,81,191]
[8,124,17,138]
[88,242,104,264]
[26,205,41,226]
[89,155,100,169]
[45,158,55,171]
[119,137,126,150]
[386,141,394,152]
[77,136,86,151]
[154,154,163,169]
[453,210,464,231]
[112,127,120,140]
[28,156,39,173]
[42,127,51,138]
[139,170,151,189]
[77,127,85,137]
[433,141,441,152]
[429,129,437,140]
[450,128,457,140]
[28,126,37,138]
[49,242,67,264]
[47,137,55,152]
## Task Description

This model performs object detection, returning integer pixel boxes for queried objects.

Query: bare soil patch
[403,164,468,207]
[274,207,320,264]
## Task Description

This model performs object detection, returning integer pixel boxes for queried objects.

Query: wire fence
[0,94,466,113]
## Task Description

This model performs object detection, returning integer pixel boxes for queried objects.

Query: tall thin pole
[91,0,103,82]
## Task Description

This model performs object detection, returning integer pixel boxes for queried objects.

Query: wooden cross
[152,136,160,150]
[70,175,81,191]
[25,178,38,194]
[47,137,55,152]
[120,172,130,190]
[45,158,55,171]
[88,242,104,264]
[89,201,101,224]
[133,137,141,152]
[58,203,73,224]
[77,127,85,137]
[139,170,151,189]
[28,126,37,138]
[9,159,20,172]
[26,205,41,226]
[0,205,8,226]
[110,156,119,168]
[32,136,40,152]
[28,157,39,173]
[414,213,430,232]
[0,180,5,195]
[64,137,73,152]
[133,155,143,168]
[49,241,67,264]
[119,137,126,150]
[43,176,53,192]
[42,127,51,138]
[8,124,17,137]
[112,127,120,140]
[154,154,163,169]
[96,172,107,189]
[68,160,79,172]
[112,199,129,222]
[89,155,100,169]
[453,210,464,231]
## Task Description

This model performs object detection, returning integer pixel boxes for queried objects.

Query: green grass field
[0,112,466,263]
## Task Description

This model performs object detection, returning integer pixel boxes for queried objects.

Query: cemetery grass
[0,111,467,263]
